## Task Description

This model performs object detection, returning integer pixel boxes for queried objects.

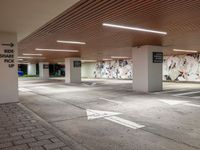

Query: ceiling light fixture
[57,40,86,45]
[103,23,167,35]
[18,56,33,59]
[173,49,198,53]
[23,53,43,56]
[81,60,97,62]
[111,56,131,59]
[18,56,46,59]
[18,62,29,65]
[35,48,79,52]
[102,59,113,61]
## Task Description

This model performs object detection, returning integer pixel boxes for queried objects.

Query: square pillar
[0,32,18,103]
[28,63,36,76]
[65,58,81,83]
[132,45,163,92]
[39,62,49,80]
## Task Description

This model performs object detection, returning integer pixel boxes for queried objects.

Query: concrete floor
[19,78,200,150]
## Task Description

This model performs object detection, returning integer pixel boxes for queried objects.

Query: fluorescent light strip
[111,56,131,59]
[18,56,33,59]
[173,49,198,53]
[33,57,46,59]
[57,40,86,45]
[81,60,97,62]
[23,53,43,56]
[35,48,79,52]
[102,59,113,61]
[103,23,167,35]
[18,63,29,64]
[18,56,46,59]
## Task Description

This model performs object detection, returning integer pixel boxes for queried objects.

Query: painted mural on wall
[93,60,133,79]
[163,54,200,81]
[89,54,200,81]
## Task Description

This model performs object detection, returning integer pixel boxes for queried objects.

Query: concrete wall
[39,62,49,80]
[65,58,81,83]
[147,46,163,91]
[81,63,96,78]
[0,32,18,103]
[132,45,162,92]
[28,63,36,75]
[132,46,149,91]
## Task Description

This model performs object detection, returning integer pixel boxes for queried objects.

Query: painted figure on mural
[93,60,133,79]
[163,54,200,81]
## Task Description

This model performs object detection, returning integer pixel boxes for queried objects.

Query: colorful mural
[87,54,200,81]
[163,54,200,81]
[93,60,133,79]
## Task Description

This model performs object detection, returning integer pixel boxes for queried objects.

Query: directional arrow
[1,42,14,47]
[159,99,200,108]
[86,109,145,129]
[86,109,121,120]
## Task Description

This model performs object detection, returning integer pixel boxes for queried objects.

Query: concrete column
[0,32,18,103]
[28,63,36,76]
[39,62,49,80]
[65,58,81,83]
[132,45,163,92]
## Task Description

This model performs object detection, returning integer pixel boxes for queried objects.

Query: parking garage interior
[1,0,200,150]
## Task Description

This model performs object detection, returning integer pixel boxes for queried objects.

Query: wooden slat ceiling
[18,0,200,62]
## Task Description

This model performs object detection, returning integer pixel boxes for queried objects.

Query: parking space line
[153,89,186,94]
[183,103,200,108]
[191,96,200,99]
[18,88,32,92]
[173,91,200,96]
[105,116,145,129]
[99,97,123,104]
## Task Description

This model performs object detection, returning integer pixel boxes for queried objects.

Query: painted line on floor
[173,91,200,96]
[99,97,123,104]
[159,99,200,108]
[183,103,200,108]
[105,116,145,129]
[191,96,200,99]
[153,89,186,94]
[18,88,32,92]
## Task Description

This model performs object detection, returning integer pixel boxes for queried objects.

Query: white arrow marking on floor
[159,100,200,108]
[99,97,123,104]
[86,109,121,120]
[86,109,145,129]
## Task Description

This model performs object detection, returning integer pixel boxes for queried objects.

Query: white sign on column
[0,32,18,103]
